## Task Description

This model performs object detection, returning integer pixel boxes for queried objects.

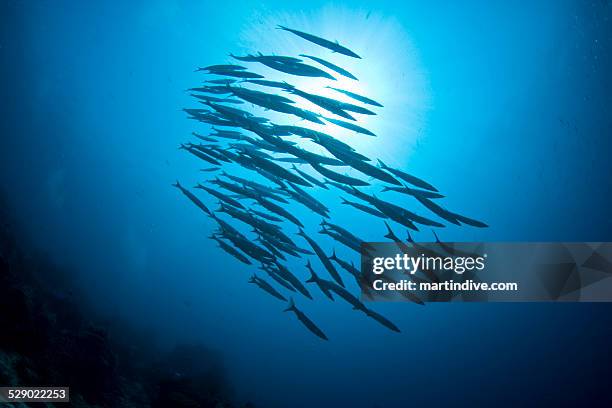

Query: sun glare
[235,6,430,166]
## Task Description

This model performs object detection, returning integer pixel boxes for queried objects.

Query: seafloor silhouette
[0,196,254,408]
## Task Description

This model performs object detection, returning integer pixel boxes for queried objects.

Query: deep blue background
[1,1,611,407]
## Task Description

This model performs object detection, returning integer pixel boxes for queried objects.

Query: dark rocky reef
[0,197,254,407]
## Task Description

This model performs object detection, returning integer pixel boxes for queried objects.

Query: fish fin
[305,266,317,283]
[329,248,337,260]
[283,297,295,312]
[383,221,395,240]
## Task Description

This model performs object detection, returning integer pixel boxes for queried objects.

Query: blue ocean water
[1,1,611,407]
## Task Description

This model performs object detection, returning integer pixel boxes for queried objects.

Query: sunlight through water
[235,6,431,168]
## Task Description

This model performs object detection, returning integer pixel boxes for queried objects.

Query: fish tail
[377,159,388,169]
[340,196,350,204]
[172,180,181,188]
[305,268,317,283]
[432,230,440,242]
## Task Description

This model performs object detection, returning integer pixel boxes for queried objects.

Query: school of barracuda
[175,25,487,340]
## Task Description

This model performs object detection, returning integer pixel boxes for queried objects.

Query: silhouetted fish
[179,22,487,340]
[377,159,438,192]
[305,260,335,300]
[212,127,243,139]
[383,221,411,254]
[321,220,369,249]
[298,228,344,287]
[289,88,356,120]
[330,149,399,185]
[291,164,328,189]
[243,79,295,90]
[261,264,296,292]
[364,308,401,332]
[277,25,361,59]
[272,260,312,299]
[253,194,304,228]
[179,143,221,166]
[340,196,387,218]
[308,162,370,187]
[205,78,238,85]
[172,181,212,216]
[249,209,283,223]
[284,298,329,340]
[232,53,336,80]
[328,249,361,283]
[327,86,383,107]
[323,116,376,137]
[242,151,311,187]
[194,183,245,209]
[192,132,218,143]
[210,70,264,79]
[199,64,246,71]
[319,226,361,254]
[249,274,287,301]
[314,275,367,312]
[300,54,358,80]
[381,184,444,200]
[212,235,252,265]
